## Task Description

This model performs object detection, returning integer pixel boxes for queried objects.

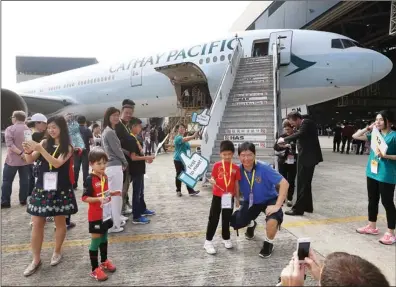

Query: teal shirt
[173,135,191,161]
[366,130,396,184]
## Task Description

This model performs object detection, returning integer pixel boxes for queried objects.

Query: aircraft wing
[20,93,78,115]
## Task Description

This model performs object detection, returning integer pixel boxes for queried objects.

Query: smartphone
[24,130,32,142]
[297,237,310,263]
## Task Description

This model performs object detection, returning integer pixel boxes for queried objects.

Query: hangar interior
[238,0,396,128]
[306,1,396,127]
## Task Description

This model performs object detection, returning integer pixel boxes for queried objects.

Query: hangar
[1,56,98,128]
[231,1,396,128]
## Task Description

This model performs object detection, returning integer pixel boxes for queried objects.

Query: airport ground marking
[2,215,383,253]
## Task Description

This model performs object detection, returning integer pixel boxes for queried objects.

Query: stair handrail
[200,40,244,176]
[272,39,281,170]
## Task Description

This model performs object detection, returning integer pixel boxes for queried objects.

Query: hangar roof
[16,56,98,75]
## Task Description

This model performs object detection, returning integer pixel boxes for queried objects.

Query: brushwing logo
[285,54,316,77]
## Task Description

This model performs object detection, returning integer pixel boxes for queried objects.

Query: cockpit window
[331,39,343,49]
[332,38,363,49]
[342,39,355,48]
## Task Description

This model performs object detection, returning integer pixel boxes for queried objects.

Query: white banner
[224,135,267,141]
[370,127,388,155]
[233,142,267,148]
[233,92,269,97]
[232,97,268,102]
[231,101,266,106]
[226,128,267,134]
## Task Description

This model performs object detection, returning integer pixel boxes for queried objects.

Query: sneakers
[100,259,116,272]
[176,191,182,197]
[90,267,108,281]
[204,240,216,255]
[50,253,62,266]
[108,226,124,233]
[120,215,129,222]
[259,241,274,258]
[245,221,257,240]
[67,222,76,230]
[379,232,396,245]
[23,260,42,277]
[142,209,156,216]
[122,208,132,215]
[356,224,379,235]
[222,239,233,249]
[189,190,200,196]
[120,220,126,227]
[132,216,150,224]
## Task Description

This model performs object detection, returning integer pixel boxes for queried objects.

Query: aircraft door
[130,67,142,87]
[269,30,293,66]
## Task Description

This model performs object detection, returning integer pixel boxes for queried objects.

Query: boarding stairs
[200,38,282,180]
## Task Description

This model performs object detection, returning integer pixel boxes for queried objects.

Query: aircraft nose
[372,53,393,83]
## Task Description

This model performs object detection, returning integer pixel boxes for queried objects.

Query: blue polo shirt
[239,161,284,205]
[366,131,396,184]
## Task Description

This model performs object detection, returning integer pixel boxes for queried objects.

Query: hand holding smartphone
[297,237,310,263]
[24,130,33,142]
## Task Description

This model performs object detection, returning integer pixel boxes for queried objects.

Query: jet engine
[1,89,28,127]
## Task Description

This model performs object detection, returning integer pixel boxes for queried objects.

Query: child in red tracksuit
[82,148,120,281]
[204,140,241,255]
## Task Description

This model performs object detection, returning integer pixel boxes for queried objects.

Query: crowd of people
[1,100,395,285]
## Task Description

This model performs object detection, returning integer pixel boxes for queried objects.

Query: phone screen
[297,242,310,261]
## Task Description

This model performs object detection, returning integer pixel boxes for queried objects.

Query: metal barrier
[200,40,244,179]
[272,39,281,170]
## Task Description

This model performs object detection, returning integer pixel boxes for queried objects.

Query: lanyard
[93,172,106,198]
[243,168,255,194]
[120,120,130,133]
[49,145,60,171]
[222,160,232,192]
[130,133,143,152]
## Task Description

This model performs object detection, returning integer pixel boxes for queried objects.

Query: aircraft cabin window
[213,56,218,62]
[331,39,343,49]
[220,55,225,61]
[228,54,231,61]
[112,75,115,80]
[199,59,203,65]
[206,57,210,64]
[101,77,104,82]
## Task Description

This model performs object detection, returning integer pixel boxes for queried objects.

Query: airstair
[201,36,283,179]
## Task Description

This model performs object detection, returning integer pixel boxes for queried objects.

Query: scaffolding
[390,0,396,35]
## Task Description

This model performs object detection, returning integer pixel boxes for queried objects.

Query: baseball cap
[30,113,47,123]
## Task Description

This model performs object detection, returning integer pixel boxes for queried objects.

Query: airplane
[1,29,393,123]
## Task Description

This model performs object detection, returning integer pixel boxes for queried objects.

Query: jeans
[74,150,89,187]
[131,174,147,220]
[1,163,30,205]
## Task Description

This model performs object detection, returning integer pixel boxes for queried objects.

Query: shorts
[248,198,284,228]
[88,219,113,234]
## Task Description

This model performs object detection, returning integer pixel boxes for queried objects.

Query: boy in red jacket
[204,140,241,254]
[82,148,120,281]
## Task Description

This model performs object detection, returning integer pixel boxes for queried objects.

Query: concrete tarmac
[1,147,395,286]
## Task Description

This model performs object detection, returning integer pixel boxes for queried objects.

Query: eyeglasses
[239,154,255,159]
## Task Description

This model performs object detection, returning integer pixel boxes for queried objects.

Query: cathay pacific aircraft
[1,29,392,121]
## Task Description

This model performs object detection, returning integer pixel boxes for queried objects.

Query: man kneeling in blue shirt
[238,142,289,258]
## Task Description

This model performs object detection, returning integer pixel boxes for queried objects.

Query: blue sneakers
[142,209,156,216]
[132,216,150,224]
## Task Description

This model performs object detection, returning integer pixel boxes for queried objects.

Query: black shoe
[176,191,182,197]
[189,190,200,196]
[20,201,27,206]
[1,203,11,208]
[245,221,257,240]
[286,200,293,207]
[259,240,274,258]
[285,209,304,216]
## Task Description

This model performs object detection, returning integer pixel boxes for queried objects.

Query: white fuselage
[10,29,393,120]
